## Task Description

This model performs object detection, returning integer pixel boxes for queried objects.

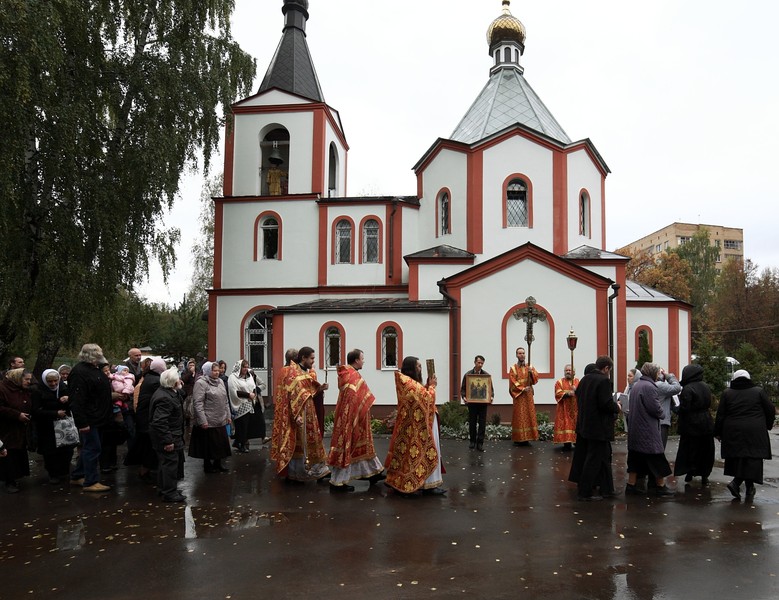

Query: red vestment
[327,365,379,469]
[270,363,327,476]
[509,363,539,442]
[553,376,579,443]
[384,372,442,493]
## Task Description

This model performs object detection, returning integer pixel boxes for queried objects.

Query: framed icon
[465,373,492,404]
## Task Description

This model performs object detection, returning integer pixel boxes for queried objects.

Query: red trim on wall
[213,202,224,289]
[318,205,328,286]
[253,211,283,261]
[272,313,285,384]
[358,215,384,264]
[385,204,403,286]
[668,307,680,375]
[596,287,608,356]
[238,305,275,360]
[615,263,627,390]
[552,152,568,254]
[466,153,483,253]
[375,321,404,370]
[318,321,346,370]
[223,119,235,196]
[330,215,356,265]
[634,325,654,365]
[408,264,419,301]
[416,172,424,199]
[312,109,326,195]
[601,175,607,250]
[500,301,555,379]
[501,173,534,229]
[435,187,452,238]
[207,293,217,360]
[448,286,462,402]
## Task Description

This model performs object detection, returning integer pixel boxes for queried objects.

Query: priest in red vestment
[270,347,329,481]
[553,364,579,449]
[327,349,386,492]
[384,356,446,496]
[509,347,539,445]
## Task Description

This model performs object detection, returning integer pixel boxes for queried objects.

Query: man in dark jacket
[150,367,186,503]
[714,369,776,500]
[568,356,621,501]
[69,344,113,492]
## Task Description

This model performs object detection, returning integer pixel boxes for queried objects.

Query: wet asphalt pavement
[1,432,778,600]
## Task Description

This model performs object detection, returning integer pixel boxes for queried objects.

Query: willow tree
[0,1,255,372]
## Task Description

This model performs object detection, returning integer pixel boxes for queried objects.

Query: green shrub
[438,401,468,429]
[489,412,502,426]
[537,421,554,441]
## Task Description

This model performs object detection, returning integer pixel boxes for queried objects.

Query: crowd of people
[0,344,776,503]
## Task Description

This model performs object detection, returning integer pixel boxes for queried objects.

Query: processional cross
[512,296,547,367]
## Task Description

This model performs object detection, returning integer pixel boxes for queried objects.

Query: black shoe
[563,443,573,451]
[329,484,354,493]
[317,474,332,484]
[578,495,604,502]
[654,485,675,497]
[204,467,218,474]
[476,444,484,452]
[684,473,693,483]
[162,493,187,503]
[701,477,709,486]
[625,484,644,496]
[727,480,741,499]
[422,487,446,496]
[468,442,476,449]
[100,467,113,474]
[367,472,387,485]
[514,441,531,447]
[745,485,756,500]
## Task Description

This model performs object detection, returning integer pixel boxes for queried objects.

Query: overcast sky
[142,0,779,304]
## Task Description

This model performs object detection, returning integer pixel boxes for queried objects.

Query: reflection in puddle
[191,509,303,538]
[56,520,85,551]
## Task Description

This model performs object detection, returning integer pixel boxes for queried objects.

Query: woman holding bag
[227,360,256,453]
[32,369,75,484]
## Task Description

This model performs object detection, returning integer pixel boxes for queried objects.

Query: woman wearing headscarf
[189,362,232,473]
[227,360,256,453]
[673,364,715,486]
[31,369,73,484]
[149,367,186,502]
[714,369,776,501]
[57,365,72,390]
[0,368,33,493]
[125,357,166,482]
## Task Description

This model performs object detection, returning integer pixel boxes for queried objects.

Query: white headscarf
[42,369,60,393]
[201,361,214,377]
[227,360,256,415]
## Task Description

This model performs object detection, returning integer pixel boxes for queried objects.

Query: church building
[209,0,692,413]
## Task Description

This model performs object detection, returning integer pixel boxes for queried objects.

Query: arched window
[381,326,398,369]
[335,219,352,264]
[260,127,290,196]
[362,219,380,263]
[506,178,529,227]
[261,217,279,259]
[245,313,269,371]
[503,47,511,63]
[328,143,339,197]
[440,192,450,235]
[325,326,341,368]
[579,191,590,237]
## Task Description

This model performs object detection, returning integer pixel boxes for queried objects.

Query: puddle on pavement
[187,507,325,539]
[56,520,86,550]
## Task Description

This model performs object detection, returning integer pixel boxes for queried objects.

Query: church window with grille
[362,219,379,263]
[261,217,279,259]
[506,179,529,227]
[579,192,590,237]
[325,326,341,368]
[439,192,450,235]
[245,314,269,370]
[335,219,352,263]
[381,326,398,368]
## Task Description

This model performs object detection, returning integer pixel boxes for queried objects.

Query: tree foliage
[636,329,652,369]
[671,227,719,329]
[0,1,255,370]
[637,252,693,304]
[188,173,223,307]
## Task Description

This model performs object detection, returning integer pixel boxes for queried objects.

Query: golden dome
[487,0,526,47]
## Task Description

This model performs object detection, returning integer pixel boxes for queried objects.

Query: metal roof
[563,245,629,260]
[258,27,324,102]
[624,280,679,303]
[274,298,449,314]
[450,67,570,144]
[405,245,475,260]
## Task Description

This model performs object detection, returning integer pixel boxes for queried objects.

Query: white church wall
[458,260,600,405]
[219,199,319,288]
[416,264,464,300]
[232,111,314,196]
[327,205,390,286]
[578,264,617,283]
[678,309,690,366]
[627,307,671,368]
[284,311,450,406]
[567,149,604,250]
[419,149,469,250]
[481,137,555,256]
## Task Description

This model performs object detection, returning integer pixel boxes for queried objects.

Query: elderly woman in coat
[31,369,73,484]
[673,364,715,486]
[150,367,186,503]
[188,361,232,473]
[625,363,675,497]
[227,360,257,453]
[714,369,775,501]
[0,369,33,493]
